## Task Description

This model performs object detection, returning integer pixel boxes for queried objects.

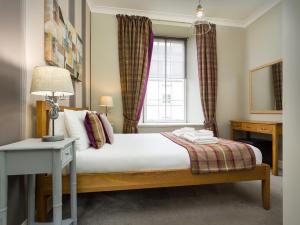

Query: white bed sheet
[74,133,263,173]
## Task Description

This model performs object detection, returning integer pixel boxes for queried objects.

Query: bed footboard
[35,164,270,222]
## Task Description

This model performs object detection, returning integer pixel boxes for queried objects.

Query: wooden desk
[230,120,282,176]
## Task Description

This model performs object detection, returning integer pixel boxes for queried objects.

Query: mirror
[249,60,282,114]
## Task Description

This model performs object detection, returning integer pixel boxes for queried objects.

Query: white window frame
[142,37,187,124]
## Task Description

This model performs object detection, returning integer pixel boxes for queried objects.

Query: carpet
[62,174,282,225]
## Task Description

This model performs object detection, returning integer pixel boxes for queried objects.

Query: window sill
[138,123,204,128]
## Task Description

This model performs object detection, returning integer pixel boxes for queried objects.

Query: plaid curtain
[195,24,219,136]
[116,15,154,133]
[272,62,282,110]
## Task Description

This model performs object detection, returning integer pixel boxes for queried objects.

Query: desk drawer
[242,123,257,132]
[256,125,273,133]
[61,145,73,167]
[231,122,242,130]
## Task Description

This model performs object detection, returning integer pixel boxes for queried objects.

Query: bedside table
[0,138,77,225]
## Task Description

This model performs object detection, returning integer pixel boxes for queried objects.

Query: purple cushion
[98,113,114,144]
[84,113,97,148]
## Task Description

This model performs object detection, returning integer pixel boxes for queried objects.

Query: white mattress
[74,133,263,173]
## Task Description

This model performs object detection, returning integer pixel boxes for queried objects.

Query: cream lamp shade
[30,66,74,96]
[99,96,114,107]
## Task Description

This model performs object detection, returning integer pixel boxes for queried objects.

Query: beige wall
[216,26,246,138]
[24,0,90,138]
[25,0,46,138]
[242,3,283,162]
[91,14,123,132]
[74,0,83,107]
[244,3,282,122]
[0,2,27,224]
[85,2,91,108]
[283,0,300,224]
[91,15,246,137]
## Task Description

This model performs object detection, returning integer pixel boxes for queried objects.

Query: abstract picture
[44,0,83,81]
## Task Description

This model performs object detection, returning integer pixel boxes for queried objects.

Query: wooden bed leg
[36,192,48,222]
[36,175,49,222]
[262,164,270,210]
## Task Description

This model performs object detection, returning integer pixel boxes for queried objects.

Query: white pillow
[99,114,114,144]
[48,112,68,137]
[64,109,90,152]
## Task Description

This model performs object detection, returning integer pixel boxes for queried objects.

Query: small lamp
[196,0,205,19]
[31,66,74,142]
[99,96,114,116]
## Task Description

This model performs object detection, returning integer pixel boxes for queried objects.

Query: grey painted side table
[0,138,77,225]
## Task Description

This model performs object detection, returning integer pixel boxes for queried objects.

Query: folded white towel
[184,131,213,138]
[196,129,214,137]
[172,128,217,144]
[182,133,218,144]
[182,132,212,140]
[193,137,219,145]
[172,127,195,137]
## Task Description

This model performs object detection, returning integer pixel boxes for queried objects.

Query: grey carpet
[63,174,282,225]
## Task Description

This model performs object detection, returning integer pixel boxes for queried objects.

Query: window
[143,38,186,123]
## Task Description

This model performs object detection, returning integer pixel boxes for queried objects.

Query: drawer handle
[65,152,70,156]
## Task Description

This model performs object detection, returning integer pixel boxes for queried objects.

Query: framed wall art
[44,0,83,81]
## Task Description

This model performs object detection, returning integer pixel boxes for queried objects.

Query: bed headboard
[36,100,88,138]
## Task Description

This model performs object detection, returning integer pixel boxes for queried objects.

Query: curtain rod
[151,19,193,27]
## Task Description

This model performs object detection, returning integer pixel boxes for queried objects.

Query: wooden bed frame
[35,100,271,221]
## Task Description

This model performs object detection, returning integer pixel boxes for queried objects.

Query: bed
[35,101,270,221]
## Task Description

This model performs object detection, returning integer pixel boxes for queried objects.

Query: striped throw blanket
[161,132,256,174]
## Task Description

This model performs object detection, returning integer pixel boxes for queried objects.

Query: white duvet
[74,133,263,174]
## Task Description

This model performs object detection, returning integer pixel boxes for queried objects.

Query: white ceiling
[88,0,281,27]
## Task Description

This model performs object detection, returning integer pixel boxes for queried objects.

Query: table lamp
[31,66,74,142]
[99,96,114,116]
